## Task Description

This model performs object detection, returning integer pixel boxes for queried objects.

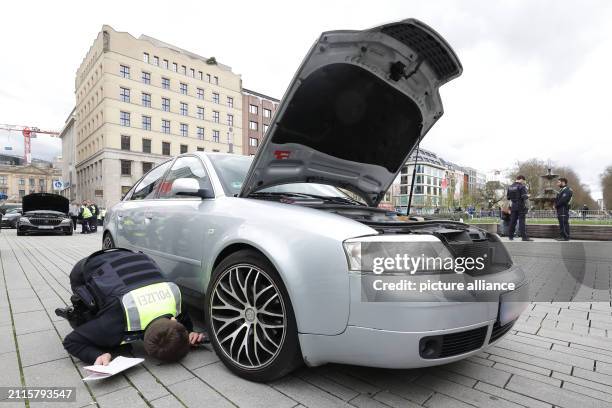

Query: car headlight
[19,217,30,224]
[60,218,71,224]
[342,236,459,275]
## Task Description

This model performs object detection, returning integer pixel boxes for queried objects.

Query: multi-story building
[0,163,62,202]
[393,148,446,212]
[74,25,243,207]
[241,88,279,156]
[59,108,77,200]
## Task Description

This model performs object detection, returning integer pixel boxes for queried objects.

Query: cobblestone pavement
[1,230,611,408]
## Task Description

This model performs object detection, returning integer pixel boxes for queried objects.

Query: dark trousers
[71,216,78,230]
[509,210,528,239]
[88,217,97,232]
[81,218,90,233]
[557,209,570,239]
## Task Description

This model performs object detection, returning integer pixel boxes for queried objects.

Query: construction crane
[0,124,60,164]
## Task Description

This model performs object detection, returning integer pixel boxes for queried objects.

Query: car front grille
[489,319,516,343]
[420,325,488,359]
[29,218,62,226]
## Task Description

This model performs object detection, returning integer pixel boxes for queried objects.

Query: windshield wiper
[249,191,364,206]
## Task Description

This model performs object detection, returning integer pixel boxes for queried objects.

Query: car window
[158,156,213,199]
[130,161,172,200]
[208,154,252,196]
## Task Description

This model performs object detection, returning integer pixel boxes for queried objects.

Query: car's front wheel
[102,232,115,249]
[205,249,302,382]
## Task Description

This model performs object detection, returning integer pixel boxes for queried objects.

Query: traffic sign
[53,180,64,190]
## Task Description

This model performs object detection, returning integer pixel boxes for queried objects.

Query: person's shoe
[522,238,534,241]
[555,237,570,241]
[508,237,514,241]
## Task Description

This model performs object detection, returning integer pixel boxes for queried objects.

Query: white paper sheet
[82,356,144,381]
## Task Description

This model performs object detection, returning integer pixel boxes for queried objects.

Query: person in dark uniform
[56,249,207,365]
[555,177,573,241]
[506,175,533,241]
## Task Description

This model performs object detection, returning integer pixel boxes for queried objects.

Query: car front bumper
[18,224,72,234]
[299,265,528,368]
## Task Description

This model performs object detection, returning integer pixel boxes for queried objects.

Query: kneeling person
[57,248,206,365]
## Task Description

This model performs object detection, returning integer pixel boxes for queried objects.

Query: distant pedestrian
[507,175,533,241]
[581,204,589,221]
[88,202,99,233]
[69,201,79,231]
[79,201,93,234]
[555,178,573,241]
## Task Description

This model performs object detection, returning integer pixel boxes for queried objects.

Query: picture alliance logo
[371,254,488,275]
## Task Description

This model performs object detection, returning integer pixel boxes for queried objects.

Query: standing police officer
[57,248,206,365]
[507,175,533,241]
[555,177,573,241]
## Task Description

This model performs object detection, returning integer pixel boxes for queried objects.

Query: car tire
[16,230,24,236]
[205,249,302,382]
[102,232,115,249]
[66,229,73,236]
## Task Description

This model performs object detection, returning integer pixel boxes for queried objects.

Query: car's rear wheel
[102,232,115,249]
[205,249,302,382]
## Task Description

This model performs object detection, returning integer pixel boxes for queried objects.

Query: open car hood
[22,193,69,214]
[239,18,462,206]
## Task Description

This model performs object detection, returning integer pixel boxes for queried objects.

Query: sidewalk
[1,230,611,408]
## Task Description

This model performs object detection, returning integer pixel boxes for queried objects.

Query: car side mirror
[171,178,215,199]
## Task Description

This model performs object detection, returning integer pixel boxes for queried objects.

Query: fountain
[532,167,559,209]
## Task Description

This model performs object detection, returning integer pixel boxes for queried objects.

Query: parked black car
[17,194,73,236]
[1,208,22,228]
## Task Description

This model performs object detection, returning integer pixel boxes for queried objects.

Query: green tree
[601,166,612,210]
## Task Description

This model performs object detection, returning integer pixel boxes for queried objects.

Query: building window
[19,190,25,198]
[29,177,35,186]
[120,111,130,127]
[179,65,185,75]
[212,130,220,142]
[214,76,219,85]
[163,59,169,69]
[142,162,153,173]
[172,62,177,72]
[212,92,219,104]
[142,115,151,131]
[162,97,170,112]
[180,102,188,116]
[197,106,204,119]
[121,135,131,151]
[249,121,258,131]
[227,97,233,108]
[121,160,132,176]
[180,144,188,154]
[197,88,204,99]
[227,114,234,126]
[190,68,195,77]
[212,111,219,123]
[197,127,204,140]
[263,108,272,118]
[120,65,130,78]
[142,138,151,153]
[0,176,6,185]
[180,123,188,137]
[206,73,211,82]
[249,137,258,147]
[162,77,170,89]
[198,71,203,80]
[143,52,149,63]
[162,142,171,156]
[263,124,269,134]
[180,82,188,95]
[120,87,130,102]
[249,104,258,114]
[140,72,150,85]
[153,56,159,66]
[197,147,204,152]
[19,178,25,185]
[142,92,151,107]
[161,119,170,134]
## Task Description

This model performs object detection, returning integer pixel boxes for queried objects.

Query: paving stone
[561,382,612,404]
[95,387,148,408]
[194,361,295,408]
[17,329,66,367]
[551,343,612,364]
[9,296,44,314]
[490,362,561,386]
[487,346,571,374]
[322,369,380,395]
[178,345,219,370]
[74,361,131,398]
[150,394,185,408]
[595,361,612,376]
[0,351,21,389]
[271,376,350,408]
[297,369,359,401]
[495,338,594,370]
[13,310,53,335]
[474,382,552,408]
[169,377,233,408]
[506,374,609,408]
[423,393,475,408]
[348,394,395,408]
[0,324,16,354]
[538,327,612,350]
[371,391,422,408]
[414,374,522,408]
[23,357,93,408]
[441,360,512,388]
[125,365,170,402]
[552,370,612,396]
[571,366,612,387]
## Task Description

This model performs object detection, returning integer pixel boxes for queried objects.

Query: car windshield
[7,209,21,214]
[207,154,363,203]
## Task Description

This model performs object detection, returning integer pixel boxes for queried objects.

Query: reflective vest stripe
[121,282,182,332]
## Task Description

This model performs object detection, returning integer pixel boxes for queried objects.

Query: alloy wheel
[209,264,287,369]
[102,234,114,249]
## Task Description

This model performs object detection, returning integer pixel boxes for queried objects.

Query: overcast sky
[1,0,610,198]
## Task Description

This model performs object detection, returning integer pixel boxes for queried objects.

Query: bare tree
[602,166,612,210]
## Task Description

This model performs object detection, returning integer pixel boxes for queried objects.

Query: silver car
[104,18,528,381]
